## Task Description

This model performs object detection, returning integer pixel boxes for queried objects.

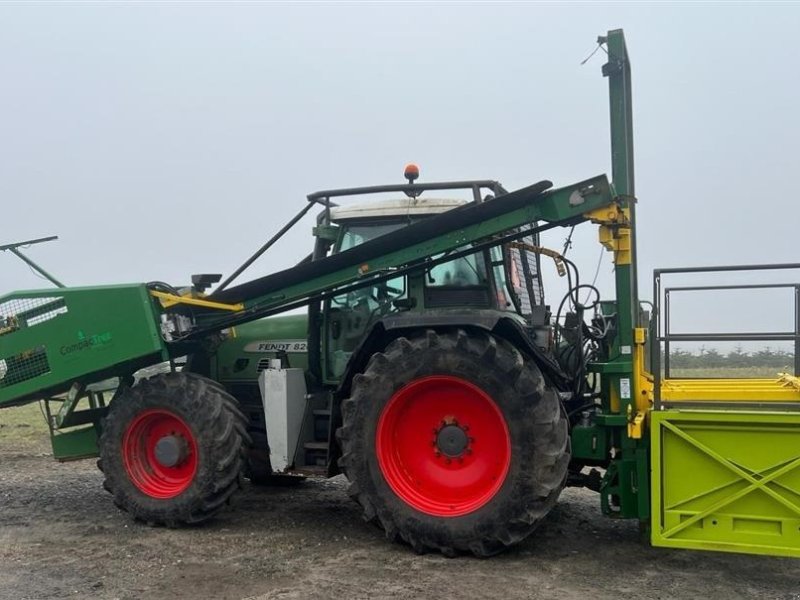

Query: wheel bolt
[445,458,452,465]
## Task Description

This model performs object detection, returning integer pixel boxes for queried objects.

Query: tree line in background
[669,347,795,369]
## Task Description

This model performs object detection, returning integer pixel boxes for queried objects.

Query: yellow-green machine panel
[651,410,800,558]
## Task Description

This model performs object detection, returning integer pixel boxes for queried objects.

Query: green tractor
[206,179,572,555]
[3,30,800,558]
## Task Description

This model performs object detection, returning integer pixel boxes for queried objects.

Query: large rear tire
[337,329,569,556]
[98,372,249,525]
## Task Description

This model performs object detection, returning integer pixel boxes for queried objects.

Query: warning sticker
[620,378,631,400]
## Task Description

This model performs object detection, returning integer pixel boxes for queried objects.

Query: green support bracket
[571,423,609,462]
[587,361,633,374]
[594,414,628,427]
[51,425,98,461]
[55,382,84,428]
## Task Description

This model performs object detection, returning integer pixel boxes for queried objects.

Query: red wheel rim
[376,375,511,517]
[122,409,198,499]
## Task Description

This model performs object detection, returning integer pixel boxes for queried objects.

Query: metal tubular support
[795,286,800,376]
[217,180,511,294]
[0,237,64,288]
[652,264,800,399]
[216,201,318,292]
[654,270,662,409]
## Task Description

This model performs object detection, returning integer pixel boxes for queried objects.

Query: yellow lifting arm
[150,290,244,312]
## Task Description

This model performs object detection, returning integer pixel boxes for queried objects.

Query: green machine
[2,30,799,557]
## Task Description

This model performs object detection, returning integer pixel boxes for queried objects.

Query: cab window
[325,220,408,379]
[427,252,487,287]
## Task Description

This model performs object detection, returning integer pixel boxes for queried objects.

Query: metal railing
[652,263,800,406]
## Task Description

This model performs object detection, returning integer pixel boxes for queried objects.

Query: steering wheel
[369,282,404,317]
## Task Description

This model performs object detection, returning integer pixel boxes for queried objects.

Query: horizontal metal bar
[665,283,800,293]
[307,180,507,200]
[16,298,67,321]
[660,333,798,342]
[655,263,800,276]
[659,401,800,411]
[0,236,58,251]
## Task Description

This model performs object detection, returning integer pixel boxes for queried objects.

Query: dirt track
[1,439,799,600]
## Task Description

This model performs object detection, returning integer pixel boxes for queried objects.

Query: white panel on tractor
[258,364,307,473]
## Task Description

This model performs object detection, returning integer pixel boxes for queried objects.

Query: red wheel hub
[376,375,511,517]
[122,409,198,499]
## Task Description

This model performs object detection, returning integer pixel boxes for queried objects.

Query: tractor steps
[303,405,331,468]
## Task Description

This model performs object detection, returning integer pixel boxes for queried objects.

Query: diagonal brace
[660,421,800,539]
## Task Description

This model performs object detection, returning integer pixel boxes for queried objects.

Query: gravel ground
[1,440,799,600]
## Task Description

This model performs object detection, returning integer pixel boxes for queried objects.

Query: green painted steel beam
[602,28,639,359]
[593,29,648,523]
[195,175,616,332]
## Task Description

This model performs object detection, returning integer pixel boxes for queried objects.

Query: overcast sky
[1,2,799,342]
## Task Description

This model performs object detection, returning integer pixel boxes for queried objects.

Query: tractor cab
[310,169,549,380]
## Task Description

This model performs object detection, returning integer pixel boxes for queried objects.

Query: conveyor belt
[210,180,553,305]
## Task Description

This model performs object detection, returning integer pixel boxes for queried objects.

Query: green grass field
[0,401,51,451]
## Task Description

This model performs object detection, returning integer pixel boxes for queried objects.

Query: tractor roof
[329,198,467,222]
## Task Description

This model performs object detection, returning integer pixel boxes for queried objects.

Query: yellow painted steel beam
[661,377,800,403]
[629,327,653,439]
[150,290,244,312]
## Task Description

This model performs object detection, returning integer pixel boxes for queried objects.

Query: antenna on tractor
[0,236,65,288]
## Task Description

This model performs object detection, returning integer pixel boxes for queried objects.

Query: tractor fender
[328,311,570,478]
[336,311,570,399]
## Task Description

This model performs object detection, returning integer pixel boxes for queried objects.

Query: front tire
[337,329,569,556]
[98,372,249,525]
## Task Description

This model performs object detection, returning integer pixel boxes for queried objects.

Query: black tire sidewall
[343,332,565,553]
[100,373,244,523]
